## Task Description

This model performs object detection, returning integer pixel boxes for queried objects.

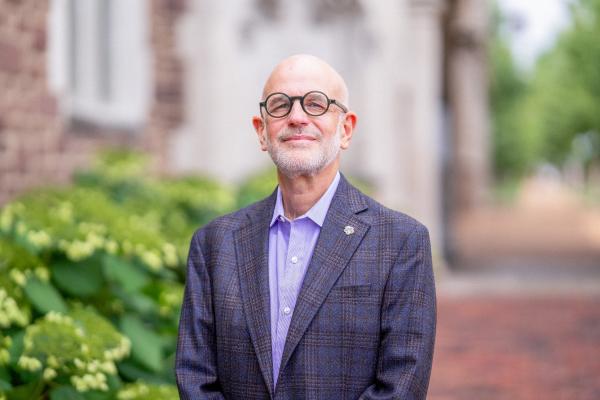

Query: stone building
[0,0,489,261]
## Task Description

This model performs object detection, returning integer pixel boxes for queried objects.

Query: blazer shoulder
[191,192,275,243]
[351,186,428,235]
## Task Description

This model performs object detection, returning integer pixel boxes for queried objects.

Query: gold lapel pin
[344,225,355,235]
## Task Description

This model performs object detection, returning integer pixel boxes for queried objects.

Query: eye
[266,95,291,115]
[303,92,329,114]
[272,102,289,111]
[306,101,326,110]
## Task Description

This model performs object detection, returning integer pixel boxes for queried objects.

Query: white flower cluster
[20,311,132,392]
[44,311,74,325]
[117,383,150,400]
[78,222,107,236]
[3,205,52,249]
[54,201,74,222]
[8,269,26,286]
[71,372,109,392]
[162,243,179,268]
[0,335,11,365]
[104,337,131,361]
[26,229,51,250]
[105,239,118,254]
[116,382,178,400]
[137,242,181,272]
[15,221,27,237]
[43,367,57,380]
[8,267,49,288]
[52,221,126,261]
[60,239,96,262]
[158,287,183,316]
[0,288,29,328]
[17,355,42,371]
[124,241,181,272]
[0,202,23,233]
[140,250,162,271]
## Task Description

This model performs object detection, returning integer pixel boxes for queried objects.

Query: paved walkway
[429,285,600,399]
[429,176,600,398]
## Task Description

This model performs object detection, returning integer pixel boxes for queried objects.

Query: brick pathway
[429,294,600,400]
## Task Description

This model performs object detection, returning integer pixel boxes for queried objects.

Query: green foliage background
[0,150,275,400]
[491,0,600,182]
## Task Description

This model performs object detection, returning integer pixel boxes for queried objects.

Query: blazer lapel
[277,176,370,381]
[234,192,277,396]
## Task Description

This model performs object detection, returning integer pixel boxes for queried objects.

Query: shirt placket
[274,219,306,364]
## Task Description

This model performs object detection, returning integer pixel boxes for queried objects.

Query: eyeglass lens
[266,92,329,117]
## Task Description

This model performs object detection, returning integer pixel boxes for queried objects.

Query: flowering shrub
[18,309,130,392]
[0,150,238,400]
[117,381,179,400]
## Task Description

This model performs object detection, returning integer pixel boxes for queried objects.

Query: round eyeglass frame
[259,90,348,118]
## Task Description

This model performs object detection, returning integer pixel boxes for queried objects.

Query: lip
[283,135,317,142]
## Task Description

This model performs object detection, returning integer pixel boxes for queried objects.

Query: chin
[274,157,325,177]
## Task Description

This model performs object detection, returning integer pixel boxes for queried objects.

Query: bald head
[262,54,349,106]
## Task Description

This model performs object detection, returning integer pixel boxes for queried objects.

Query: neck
[277,162,338,220]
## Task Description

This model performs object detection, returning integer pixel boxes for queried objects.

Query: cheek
[264,120,289,145]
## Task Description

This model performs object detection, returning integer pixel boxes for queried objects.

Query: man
[176,54,436,399]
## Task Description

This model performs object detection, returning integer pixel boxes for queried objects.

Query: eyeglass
[260,90,348,118]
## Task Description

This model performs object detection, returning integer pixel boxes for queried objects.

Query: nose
[286,99,310,126]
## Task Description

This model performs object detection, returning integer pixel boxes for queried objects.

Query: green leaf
[23,277,68,314]
[121,292,158,315]
[52,259,104,297]
[105,373,123,392]
[6,380,43,400]
[117,360,163,383]
[81,390,114,400]
[50,385,86,400]
[0,366,12,391]
[120,315,163,372]
[102,255,149,293]
[8,331,24,367]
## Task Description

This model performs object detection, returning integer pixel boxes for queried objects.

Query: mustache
[277,127,322,141]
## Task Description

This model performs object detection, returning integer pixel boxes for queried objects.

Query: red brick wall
[0,0,185,205]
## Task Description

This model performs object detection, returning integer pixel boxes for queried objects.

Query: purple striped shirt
[268,171,340,386]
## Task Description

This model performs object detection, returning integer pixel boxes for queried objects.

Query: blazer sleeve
[358,223,437,400]
[175,230,226,400]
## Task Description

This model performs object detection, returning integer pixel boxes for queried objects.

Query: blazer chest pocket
[330,284,371,299]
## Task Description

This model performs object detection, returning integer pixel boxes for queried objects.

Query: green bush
[0,150,236,400]
[236,167,278,208]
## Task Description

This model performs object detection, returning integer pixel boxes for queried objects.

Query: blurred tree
[489,3,534,180]
[490,0,600,182]
[520,0,600,172]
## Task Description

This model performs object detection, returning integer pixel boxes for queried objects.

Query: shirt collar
[269,171,340,228]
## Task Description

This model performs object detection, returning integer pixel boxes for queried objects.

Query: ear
[339,111,357,150]
[252,115,268,151]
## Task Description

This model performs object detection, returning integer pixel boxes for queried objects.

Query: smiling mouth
[281,134,318,142]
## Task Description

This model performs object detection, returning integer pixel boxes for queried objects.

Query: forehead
[263,63,339,98]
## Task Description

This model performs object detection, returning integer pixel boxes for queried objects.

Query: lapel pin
[344,225,355,235]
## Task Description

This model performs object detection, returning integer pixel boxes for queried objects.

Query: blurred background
[0,0,598,399]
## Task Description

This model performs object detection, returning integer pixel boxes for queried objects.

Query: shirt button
[290,256,298,264]
[283,306,291,315]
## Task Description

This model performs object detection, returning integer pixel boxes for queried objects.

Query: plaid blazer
[175,175,436,400]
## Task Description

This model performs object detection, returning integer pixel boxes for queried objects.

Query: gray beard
[266,120,342,178]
